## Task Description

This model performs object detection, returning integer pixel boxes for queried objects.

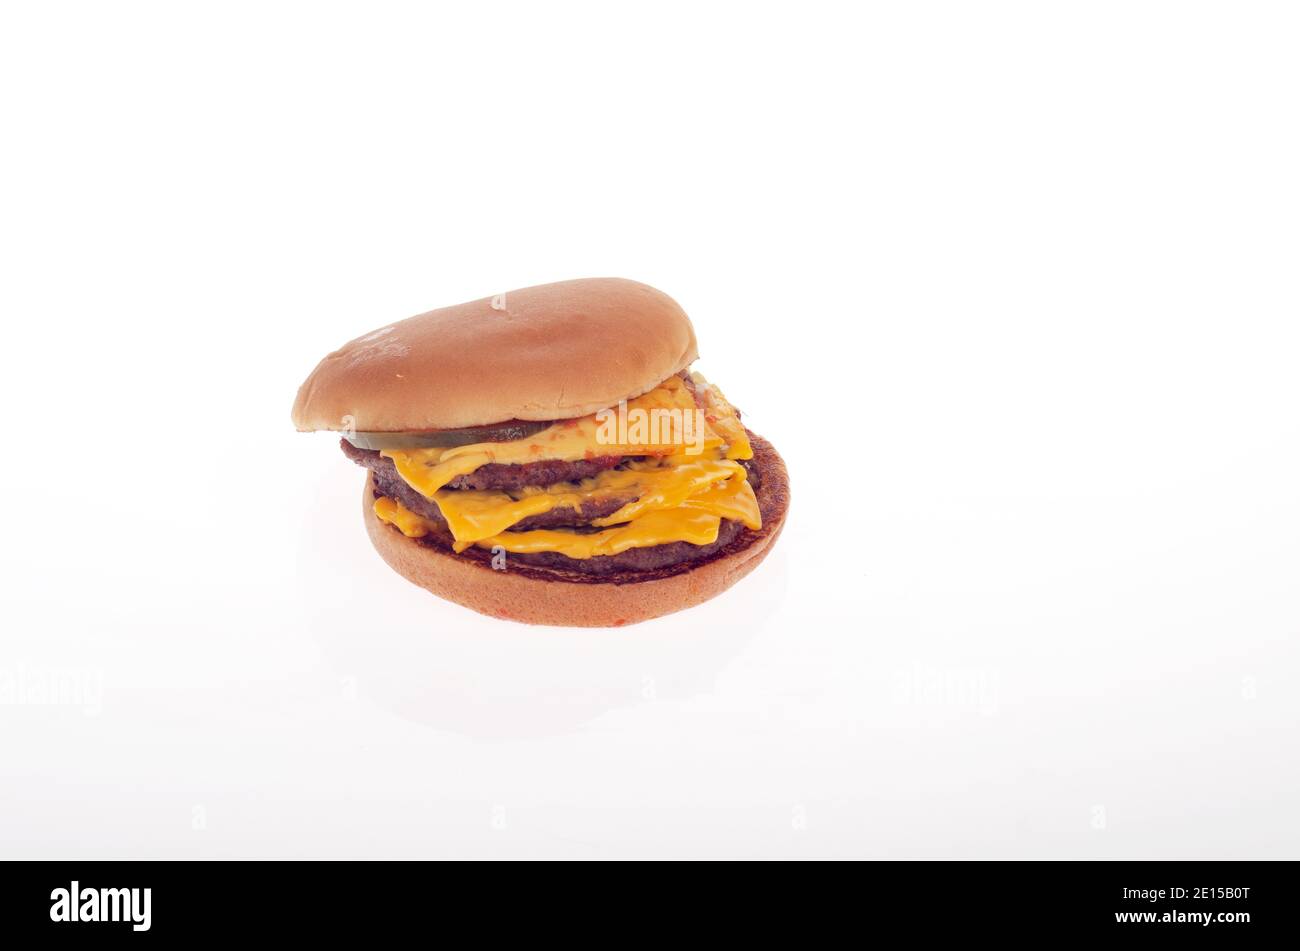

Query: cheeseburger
[292,278,789,626]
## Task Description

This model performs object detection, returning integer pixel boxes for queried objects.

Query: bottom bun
[362,432,790,627]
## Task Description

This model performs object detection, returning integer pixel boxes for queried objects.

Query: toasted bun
[362,433,789,627]
[292,278,698,432]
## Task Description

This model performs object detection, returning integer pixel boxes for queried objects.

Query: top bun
[292,278,699,432]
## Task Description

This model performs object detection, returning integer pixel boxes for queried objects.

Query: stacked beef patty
[342,439,763,575]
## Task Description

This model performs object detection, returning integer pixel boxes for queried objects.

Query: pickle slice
[344,419,551,451]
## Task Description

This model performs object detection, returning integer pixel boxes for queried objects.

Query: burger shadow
[296,470,788,741]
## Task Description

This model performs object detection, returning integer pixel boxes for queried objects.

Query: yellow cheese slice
[476,508,723,559]
[690,371,753,461]
[373,496,432,538]
[432,458,751,550]
[370,468,761,559]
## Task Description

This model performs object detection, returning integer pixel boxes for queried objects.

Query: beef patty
[342,439,635,532]
[492,519,747,575]
[340,439,623,491]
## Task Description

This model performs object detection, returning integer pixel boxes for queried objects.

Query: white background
[1,2,1297,859]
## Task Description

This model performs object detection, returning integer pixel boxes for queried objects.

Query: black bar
[0,860,1289,940]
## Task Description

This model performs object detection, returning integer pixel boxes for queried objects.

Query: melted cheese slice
[432,458,749,550]
[479,509,723,559]
[373,496,433,538]
[677,472,763,527]
[372,472,761,559]
[382,376,749,499]
[691,372,753,460]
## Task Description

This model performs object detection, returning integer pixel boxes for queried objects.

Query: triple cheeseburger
[292,278,788,626]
